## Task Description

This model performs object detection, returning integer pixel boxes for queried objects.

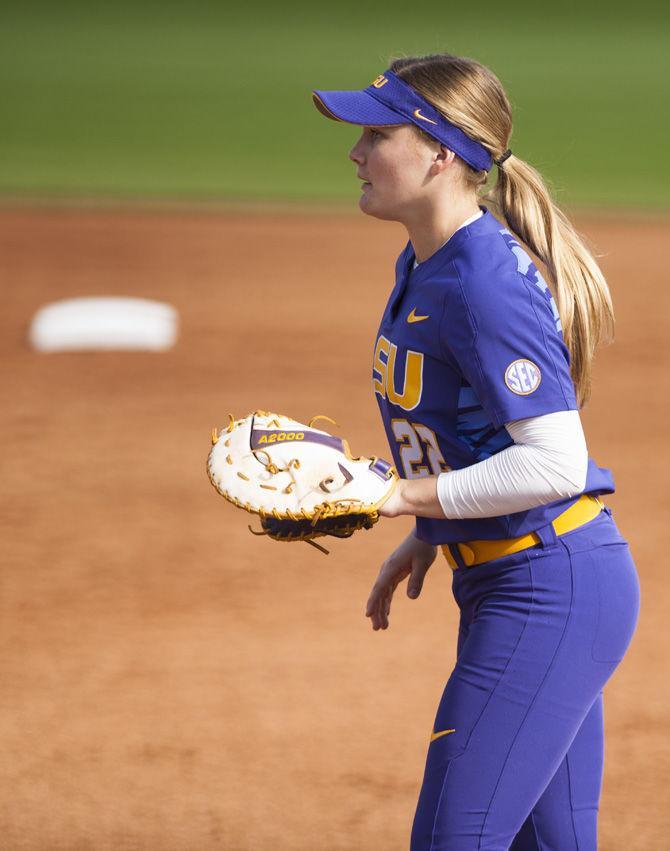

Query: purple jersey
[372,207,614,545]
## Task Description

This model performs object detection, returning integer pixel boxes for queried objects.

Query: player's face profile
[348,124,437,222]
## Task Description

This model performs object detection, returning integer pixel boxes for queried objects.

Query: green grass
[1,1,668,209]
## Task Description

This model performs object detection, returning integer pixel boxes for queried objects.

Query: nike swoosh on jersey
[430,728,456,742]
[413,108,438,125]
[407,307,430,323]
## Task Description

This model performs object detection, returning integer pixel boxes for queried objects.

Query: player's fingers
[365,568,396,614]
[374,589,388,630]
[366,562,409,627]
[384,587,394,618]
[371,582,402,628]
[366,587,384,629]
[374,596,386,630]
[407,560,430,599]
[379,597,389,629]
[365,582,386,617]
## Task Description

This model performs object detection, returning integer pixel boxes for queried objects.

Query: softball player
[312,54,640,850]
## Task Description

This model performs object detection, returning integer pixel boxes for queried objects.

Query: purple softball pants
[410,506,640,850]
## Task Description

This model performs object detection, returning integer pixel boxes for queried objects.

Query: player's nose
[349,135,365,165]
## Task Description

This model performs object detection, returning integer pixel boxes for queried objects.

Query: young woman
[312,54,640,850]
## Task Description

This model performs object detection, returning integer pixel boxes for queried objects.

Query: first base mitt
[207,410,398,553]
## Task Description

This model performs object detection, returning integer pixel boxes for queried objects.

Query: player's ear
[430,145,456,176]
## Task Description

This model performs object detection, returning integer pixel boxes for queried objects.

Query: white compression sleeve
[436,409,588,519]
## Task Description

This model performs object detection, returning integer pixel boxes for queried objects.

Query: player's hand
[365,530,437,631]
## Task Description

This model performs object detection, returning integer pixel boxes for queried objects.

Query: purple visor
[313,70,493,173]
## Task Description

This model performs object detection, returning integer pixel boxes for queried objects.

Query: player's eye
[368,127,383,139]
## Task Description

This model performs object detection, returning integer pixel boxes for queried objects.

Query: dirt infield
[1,206,668,850]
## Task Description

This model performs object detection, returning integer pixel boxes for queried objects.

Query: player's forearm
[385,449,582,521]
[436,412,588,519]
[383,476,446,518]
[383,411,588,520]
[435,443,584,519]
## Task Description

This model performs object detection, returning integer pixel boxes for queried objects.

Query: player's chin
[358,189,396,221]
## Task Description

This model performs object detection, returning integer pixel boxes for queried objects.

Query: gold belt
[441,494,605,571]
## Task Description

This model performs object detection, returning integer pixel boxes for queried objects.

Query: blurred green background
[1,0,668,209]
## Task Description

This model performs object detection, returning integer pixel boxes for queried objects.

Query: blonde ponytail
[391,54,615,407]
[483,156,614,407]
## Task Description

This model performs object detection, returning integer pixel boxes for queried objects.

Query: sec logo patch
[505,359,542,395]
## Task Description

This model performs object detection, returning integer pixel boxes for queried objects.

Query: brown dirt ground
[1,205,668,851]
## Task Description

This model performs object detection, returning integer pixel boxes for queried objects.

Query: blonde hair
[391,54,614,407]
